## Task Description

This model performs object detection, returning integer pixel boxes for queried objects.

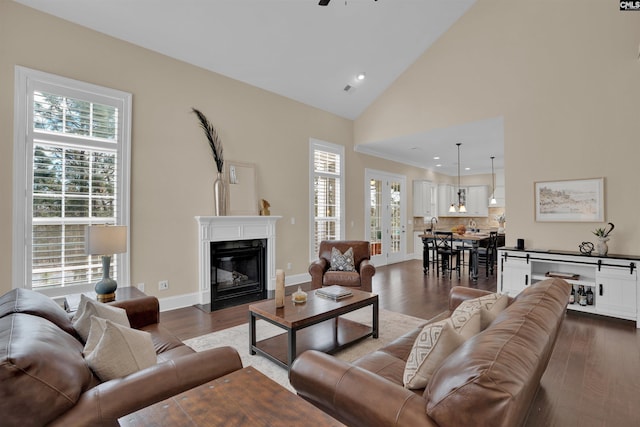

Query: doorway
[365,169,406,266]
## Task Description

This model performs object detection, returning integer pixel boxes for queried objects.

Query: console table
[498,248,639,327]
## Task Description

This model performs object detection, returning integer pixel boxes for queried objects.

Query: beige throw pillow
[448,308,482,339]
[84,319,156,381]
[73,294,130,341]
[403,320,465,389]
[452,293,509,330]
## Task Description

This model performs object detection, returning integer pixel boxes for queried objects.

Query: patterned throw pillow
[403,320,465,389]
[452,293,509,330]
[328,247,356,272]
[448,309,482,340]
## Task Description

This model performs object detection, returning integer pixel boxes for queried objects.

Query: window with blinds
[14,67,131,294]
[310,140,344,259]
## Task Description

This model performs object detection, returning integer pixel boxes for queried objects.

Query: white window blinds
[14,67,131,294]
[310,140,344,259]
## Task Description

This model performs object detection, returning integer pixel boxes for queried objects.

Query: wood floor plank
[159,259,640,426]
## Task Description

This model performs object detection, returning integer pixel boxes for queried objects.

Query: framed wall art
[534,178,604,222]
[225,161,258,215]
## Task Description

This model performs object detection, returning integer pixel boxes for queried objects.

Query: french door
[365,170,406,266]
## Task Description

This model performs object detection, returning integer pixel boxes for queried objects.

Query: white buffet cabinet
[498,248,639,328]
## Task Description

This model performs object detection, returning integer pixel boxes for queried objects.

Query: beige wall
[0,1,431,299]
[356,0,640,255]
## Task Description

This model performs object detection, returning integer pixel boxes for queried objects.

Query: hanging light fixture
[490,156,497,205]
[449,143,466,213]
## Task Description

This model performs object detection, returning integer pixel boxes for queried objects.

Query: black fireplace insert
[210,239,267,311]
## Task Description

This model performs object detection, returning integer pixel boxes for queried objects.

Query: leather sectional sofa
[290,278,571,427]
[0,288,243,427]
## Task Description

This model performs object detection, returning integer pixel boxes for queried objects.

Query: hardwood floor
[160,259,640,426]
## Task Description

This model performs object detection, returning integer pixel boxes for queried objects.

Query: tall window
[310,139,344,260]
[13,67,131,296]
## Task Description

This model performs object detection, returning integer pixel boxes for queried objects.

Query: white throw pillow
[452,293,509,330]
[73,294,130,341]
[84,319,156,381]
[403,320,465,389]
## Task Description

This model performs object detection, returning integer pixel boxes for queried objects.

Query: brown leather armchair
[309,240,376,293]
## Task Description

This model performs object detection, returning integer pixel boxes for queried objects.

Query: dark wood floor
[160,259,640,427]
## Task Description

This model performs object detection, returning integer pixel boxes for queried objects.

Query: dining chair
[433,232,461,279]
[475,231,499,277]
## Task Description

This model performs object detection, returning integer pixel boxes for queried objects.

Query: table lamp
[85,225,127,302]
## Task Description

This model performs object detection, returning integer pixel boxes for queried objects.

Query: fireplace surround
[196,216,281,310]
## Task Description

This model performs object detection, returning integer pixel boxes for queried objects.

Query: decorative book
[316,285,353,300]
[545,271,580,280]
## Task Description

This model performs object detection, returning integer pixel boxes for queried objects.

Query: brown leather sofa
[290,278,571,427]
[309,240,376,292]
[0,288,242,427]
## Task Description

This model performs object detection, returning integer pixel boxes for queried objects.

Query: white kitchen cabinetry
[412,180,433,217]
[466,186,489,216]
[498,248,639,327]
[437,184,489,217]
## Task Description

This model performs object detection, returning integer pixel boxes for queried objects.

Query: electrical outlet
[137,283,145,292]
[287,262,292,270]
[158,280,169,290]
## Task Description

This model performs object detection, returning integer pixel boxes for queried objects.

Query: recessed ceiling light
[465,167,471,171]
[356,72,366,81]
[433,156,440,160]
[436,164,442,167]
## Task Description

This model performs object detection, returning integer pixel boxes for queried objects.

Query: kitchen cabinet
[412,180,433,217]
[466,186,489,216]
[498,248,639,327]
[438,184,489,217]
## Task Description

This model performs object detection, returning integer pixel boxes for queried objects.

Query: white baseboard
[157,272,312,312]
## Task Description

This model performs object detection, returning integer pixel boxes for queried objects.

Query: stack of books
[316,285,353,301]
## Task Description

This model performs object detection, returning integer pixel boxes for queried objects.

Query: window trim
[309,138,345,262]
[13,66,132,297]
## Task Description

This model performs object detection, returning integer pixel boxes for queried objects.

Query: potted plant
[592,222,614,256]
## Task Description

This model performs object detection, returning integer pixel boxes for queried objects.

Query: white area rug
[184,308,426,392]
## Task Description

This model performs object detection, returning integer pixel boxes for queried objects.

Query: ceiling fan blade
[319,0,330,5]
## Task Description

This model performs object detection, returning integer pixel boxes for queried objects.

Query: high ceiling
[14,0,503,175]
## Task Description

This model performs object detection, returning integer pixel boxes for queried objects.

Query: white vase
[596,237,609,256]
[213,172,227,216]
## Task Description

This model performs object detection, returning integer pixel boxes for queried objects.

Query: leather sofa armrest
[49,346,242,427]
[448,286,494,311]
[308,258,328,289]
[109,296,159,329]
[290,350,437,427]
[358,259,376,292]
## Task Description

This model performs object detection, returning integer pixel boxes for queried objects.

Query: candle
[275,269,285,308]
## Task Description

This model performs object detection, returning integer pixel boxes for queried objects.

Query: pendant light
[450,143,466,213]
[490,156,497,205]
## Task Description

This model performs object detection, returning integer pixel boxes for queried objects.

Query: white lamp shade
[459,204,467,213]
[85,225,127,255]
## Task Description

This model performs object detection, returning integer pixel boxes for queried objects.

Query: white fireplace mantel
[195,216,281,305]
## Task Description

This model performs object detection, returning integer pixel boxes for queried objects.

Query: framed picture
[534,178,604,222]
[225,161,258,215]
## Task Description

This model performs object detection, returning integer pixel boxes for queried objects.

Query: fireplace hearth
[210,239,267,311]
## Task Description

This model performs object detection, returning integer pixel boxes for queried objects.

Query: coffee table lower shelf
[251,317,373,369]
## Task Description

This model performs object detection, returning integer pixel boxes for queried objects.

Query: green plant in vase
[592,222,614,256]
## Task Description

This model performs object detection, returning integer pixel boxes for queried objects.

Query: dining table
[419,232,491,281]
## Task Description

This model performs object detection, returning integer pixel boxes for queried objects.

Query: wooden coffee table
[121,367,344,426]
[249,288,378,370]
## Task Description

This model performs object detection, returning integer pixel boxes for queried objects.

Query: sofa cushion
[448,308,482,339]
[425,279,570,427]
[0,313,94,427]
[0,288,77,337]
[73,294,130,341]
[403,320,465,389]
[84,318,156,381]
[323,271,360,287]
